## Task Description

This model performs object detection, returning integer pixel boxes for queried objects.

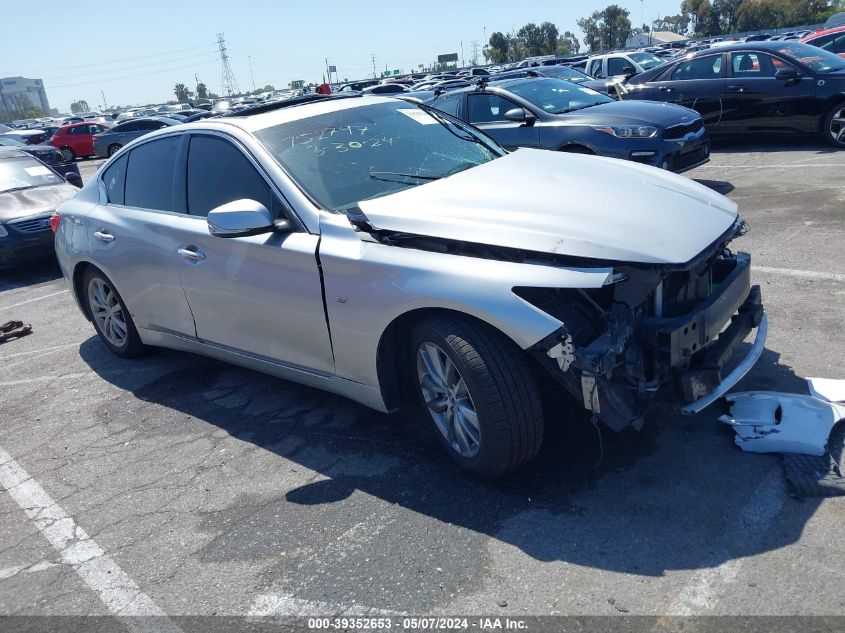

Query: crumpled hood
[358,149,738,264]
[0,183,79,222]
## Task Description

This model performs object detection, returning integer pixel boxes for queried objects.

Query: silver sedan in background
[92,116,182,157]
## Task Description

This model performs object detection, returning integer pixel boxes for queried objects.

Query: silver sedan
[54,95,765,478]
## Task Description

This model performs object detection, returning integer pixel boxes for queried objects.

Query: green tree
[173,83,193,103]
[682,0,720,36]
[539,21,561,54]
[486,31,510,62]
[735,0,784,31]
[557,30,581,55]
[654,14,692,35]
[69,100,90,114]
[714,0,743,32]
[195,82,209,99]
[517,23,546,56]
[577,5,632,51]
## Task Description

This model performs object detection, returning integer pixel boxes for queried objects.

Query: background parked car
[361,83,409,94]
[624,41,845,147]
[0,129,49,145]
[802,25,845,57]
[491,66,619,97]
[92,117,182,158]
[426,77,709,172]
[50,121,111,161]
[0,149,81,268]
[0,137,81,179]
[585,51,666,79]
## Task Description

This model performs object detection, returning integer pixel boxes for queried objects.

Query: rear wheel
[824,103,845,148]
[59,147,76,162]
[410,314,544,478]
[83,267,146,358]
[107,144,121,157]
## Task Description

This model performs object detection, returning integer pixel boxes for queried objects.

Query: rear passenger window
[186,135,273,217]
[672,55,723,80]
[101,154,127,205]
[124,136,181,211]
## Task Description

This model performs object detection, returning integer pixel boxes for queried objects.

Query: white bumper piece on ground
[720,391,845,455]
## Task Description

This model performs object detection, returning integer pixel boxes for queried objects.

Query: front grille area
[663,118,704,140]
[8,215,52,234]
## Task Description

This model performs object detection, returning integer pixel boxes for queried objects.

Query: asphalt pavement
[1,145,844,626]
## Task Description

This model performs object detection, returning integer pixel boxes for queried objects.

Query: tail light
[50,213,61,234]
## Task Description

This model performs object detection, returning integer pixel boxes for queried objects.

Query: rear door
[86,135,196,336]
[722,51,817,134]
[465,93,540,149]
[170,133,334,373]
[650,53,727,129]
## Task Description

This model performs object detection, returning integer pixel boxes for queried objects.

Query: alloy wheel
[830,106,845,145]
[60,147,74,162]
[416,341,481,457]
[87,278,128,348]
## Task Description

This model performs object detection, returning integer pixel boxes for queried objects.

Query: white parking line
[666,467,786,615]
[752,266,845,283]
[248,592,399,617]
[0,289,69,311]
[0,446,183,633]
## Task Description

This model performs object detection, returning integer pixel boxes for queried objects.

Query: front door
[722,51,817,134]
[171,133,335,374]
[465,93,540,150]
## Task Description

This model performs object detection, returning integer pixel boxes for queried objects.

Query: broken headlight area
[519,247,765,431]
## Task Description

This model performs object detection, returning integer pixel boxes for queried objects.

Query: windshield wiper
[369,171,441,183]
[554,103,601,114]
[416,104,501,153]
[3,185,37,193]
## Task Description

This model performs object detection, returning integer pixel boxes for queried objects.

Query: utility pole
[460,41,464,67]
[248,56,256,92]
[371,54,377,79]
[101,90,107,111]
[470,41,479,66]
[325,58,331,85]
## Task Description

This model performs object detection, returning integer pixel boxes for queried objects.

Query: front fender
[318,214,612,388]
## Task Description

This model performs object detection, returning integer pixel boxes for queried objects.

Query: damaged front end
[520,219,767,431]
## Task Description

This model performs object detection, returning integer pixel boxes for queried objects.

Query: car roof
[804,25,845,40]
[208,94,395,133]
[0,148,32,159]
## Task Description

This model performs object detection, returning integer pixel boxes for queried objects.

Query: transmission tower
[217,33,240,96]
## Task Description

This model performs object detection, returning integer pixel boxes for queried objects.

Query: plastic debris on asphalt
[719,391,845,456]
[0,320,32,344]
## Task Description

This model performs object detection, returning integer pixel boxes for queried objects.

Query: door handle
[93,230,114,242]
[177,247,206,262]
[727,85,744,93]
[657,86,670,91]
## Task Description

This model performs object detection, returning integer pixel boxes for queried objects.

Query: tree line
[484,0,841,59]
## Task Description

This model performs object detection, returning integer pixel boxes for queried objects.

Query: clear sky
[3,0,685,113]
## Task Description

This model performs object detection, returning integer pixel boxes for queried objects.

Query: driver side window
[467,94,520,123]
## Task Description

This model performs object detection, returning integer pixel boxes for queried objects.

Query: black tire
[823,103,845,148]
[60,147,76,162]
[107,144,121,157]
[82,267,146,358]
[409,314,544,478]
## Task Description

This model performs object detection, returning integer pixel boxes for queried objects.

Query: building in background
[625,31,687,48]
[0,77,51,115]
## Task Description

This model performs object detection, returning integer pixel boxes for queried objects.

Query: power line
[9,43,218,75]
[48,58,219,90]
[39,51,220,82]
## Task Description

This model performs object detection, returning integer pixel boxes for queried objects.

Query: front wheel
[824,103,845,148]
[410,314,544,478]
[59,147,76,162]
[107,144,121,157]
[83,267,146,358]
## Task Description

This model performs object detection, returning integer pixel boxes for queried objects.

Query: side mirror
[775,68,801,82]
[504,108,526,122]
[207,199,279,238]
[504,108,535,126]
[65,172,83,188]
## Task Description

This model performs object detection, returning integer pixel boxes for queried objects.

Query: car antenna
[475,77,488,91]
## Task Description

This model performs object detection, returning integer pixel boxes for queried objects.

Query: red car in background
[50,122,110,162]
[802,26,845,58]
